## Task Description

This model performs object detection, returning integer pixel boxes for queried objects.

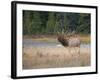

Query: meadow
[23,47,90,69]
[23,35,90,69]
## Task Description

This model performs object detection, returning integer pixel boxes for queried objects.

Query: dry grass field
[23,46,90,69]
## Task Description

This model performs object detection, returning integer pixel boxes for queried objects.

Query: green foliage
[46,12,56,34]
[77,14,90,34]
[30,12,42,34]
[23,10,90,35]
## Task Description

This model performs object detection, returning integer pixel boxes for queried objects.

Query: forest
[23,10,90,35]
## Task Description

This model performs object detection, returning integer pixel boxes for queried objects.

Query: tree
[66,13,79,33]
[55,13,69,34]
[30,12,42,34]
[46,12,56,34]
[77,13,90,34]
[39,11,48,34]
[23,11,31,35]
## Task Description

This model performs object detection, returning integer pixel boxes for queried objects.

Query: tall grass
[23,47,90,69]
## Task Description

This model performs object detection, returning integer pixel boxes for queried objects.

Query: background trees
[23,10,90,35]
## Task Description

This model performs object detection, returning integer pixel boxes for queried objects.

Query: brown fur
[58,34,80,47]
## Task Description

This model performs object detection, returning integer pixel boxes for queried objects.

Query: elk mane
[58,35,69,47]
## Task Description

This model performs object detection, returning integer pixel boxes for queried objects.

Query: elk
[58,34,81,55]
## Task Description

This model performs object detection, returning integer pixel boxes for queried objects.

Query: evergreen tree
[46,12,56,34]
[30,12,42,34]
[23,11,31,35]
[77,13,90,34]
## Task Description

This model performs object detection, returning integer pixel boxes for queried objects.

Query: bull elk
[58,34,81,55]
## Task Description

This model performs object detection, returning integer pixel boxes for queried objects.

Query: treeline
[23,10,90,35]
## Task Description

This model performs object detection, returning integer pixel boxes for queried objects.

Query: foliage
[23,10,90,35]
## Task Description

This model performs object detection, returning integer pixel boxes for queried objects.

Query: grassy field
[23,46,91,69]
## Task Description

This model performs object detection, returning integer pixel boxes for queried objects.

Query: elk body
[58,34,81,55]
